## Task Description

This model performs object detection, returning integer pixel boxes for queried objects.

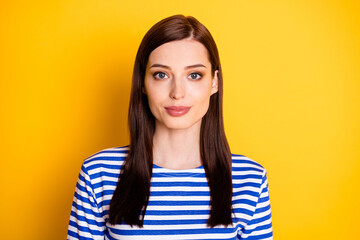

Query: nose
[169,78,185,100]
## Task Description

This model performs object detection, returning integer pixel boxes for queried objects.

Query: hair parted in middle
[109,14,233,227]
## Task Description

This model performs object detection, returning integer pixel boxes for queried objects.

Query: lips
[164,106,191,117]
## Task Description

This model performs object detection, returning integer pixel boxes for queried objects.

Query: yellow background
[1,0,359,239]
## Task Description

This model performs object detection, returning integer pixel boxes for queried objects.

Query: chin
[162,122,194,130]
[162,118,203,130]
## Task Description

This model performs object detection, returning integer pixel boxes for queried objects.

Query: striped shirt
[67,146,273,240]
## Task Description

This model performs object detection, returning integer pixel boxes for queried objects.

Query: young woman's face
[144,39,218,130]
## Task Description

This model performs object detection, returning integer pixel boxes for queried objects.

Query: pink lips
[164,106,191,117]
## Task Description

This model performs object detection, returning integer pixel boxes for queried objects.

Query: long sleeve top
[67,146,273,240]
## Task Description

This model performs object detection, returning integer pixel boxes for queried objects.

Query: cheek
[146,85,162,104]
[146,93,158,110]
[144,80,157,104]
[190,84,213,104]
[145,88,163,118]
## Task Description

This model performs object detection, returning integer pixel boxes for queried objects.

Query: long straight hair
[109,15,233,227]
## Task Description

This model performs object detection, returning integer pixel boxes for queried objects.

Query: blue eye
[189,72,202,80]
[154,72,168,79]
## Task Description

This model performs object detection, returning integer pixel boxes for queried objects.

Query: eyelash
[189,72,203,80]
[153,72,168,79]
[153,72,203,80]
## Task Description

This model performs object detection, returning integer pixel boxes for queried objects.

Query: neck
[152,121,202,170]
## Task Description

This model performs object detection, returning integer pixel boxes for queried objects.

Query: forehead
[147,39,210,68]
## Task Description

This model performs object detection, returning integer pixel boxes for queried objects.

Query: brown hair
[109,14,233,227]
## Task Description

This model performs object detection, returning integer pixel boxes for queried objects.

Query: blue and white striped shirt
[67,146,273,239]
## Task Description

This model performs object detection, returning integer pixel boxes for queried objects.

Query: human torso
[84,146,265,240]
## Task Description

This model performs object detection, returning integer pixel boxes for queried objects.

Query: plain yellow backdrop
[1,0,359,239]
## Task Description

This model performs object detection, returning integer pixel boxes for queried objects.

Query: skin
[144,39,218,170]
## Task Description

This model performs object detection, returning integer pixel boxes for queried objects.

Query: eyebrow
[149,63,207,69]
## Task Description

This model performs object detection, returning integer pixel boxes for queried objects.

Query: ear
[142,87,147,95]
[210,70,219,95]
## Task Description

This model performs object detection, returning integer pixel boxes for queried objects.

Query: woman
[67,15,273,240]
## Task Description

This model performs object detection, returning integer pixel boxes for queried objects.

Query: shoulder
[81,146,129,176]
[231,154,272,231]
[231,153,267,182]
[231,153,269,212]
[231,153,266,172]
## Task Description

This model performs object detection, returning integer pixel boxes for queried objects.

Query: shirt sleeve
[67,164,106,240]
[239,170,273,240]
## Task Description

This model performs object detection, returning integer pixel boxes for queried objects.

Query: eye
[153,72,168,80]
[188,72,202,80]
